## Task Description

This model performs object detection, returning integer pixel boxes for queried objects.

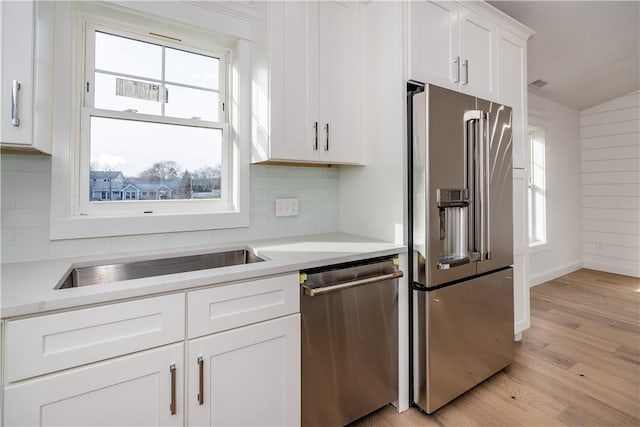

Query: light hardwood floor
[352,269,640,426]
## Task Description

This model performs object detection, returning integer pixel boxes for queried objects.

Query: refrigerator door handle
[464,110,483,261]
[483,112,491,260]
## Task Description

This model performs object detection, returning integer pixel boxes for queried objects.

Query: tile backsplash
[1,154,339,263]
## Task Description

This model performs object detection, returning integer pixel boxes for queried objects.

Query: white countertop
[0,233,405,319]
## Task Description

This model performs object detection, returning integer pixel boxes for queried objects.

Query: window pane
[534,191,545,241]
[95,31,162,80]
[532,164,545,189]
[94,73,162,115]
[165,85,219,121]
[532,138,545,167]
[165,48,219,89]
[89,117,222,202]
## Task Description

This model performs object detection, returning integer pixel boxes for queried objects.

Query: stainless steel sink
[56,248,265,289]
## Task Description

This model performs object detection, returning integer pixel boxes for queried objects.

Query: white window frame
[49,2,251,240]
[528,125,547,248]
[80,23,231,216]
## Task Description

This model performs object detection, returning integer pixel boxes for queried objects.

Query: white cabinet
[4,343,184,426]
[251,1,361,165]
[187,273,299,338]
[186,273,301,426]
[0,0,53,153]
[187,315,300,426]
[513,168,530,338]
[409,1,497,100]
[5,293,185,382]
[3,294,186,425]
[2,273,301,426]
[498,28,528,169]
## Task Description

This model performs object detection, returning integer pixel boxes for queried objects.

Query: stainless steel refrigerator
[408,83,515,414]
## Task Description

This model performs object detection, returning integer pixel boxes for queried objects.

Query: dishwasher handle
[302,270,403,296]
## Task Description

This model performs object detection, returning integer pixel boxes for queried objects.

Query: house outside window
[528,126,547,247]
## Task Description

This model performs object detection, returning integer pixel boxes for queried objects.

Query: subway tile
[49,238,112,259]
[208,228,249,245]
[1,190,16,210]
[1,243,49,263]
[247,225,283,240]
[111,234,166,255]
[1,227,16,246]
[0,154,52,173]
[15,191,51,209]
[1,173,51,191]
[163,231,210,249]
[15,225,50,244]
[1,208,49,227]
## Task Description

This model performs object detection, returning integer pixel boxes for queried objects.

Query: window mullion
[161,46,166,117]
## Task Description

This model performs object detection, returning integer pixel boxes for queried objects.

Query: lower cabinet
[2,273,301,426]
[4,343,184,426]
[187,314,300,426]
[512,168,530,338]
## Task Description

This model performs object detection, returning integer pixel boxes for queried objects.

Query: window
[80,24,231,216]
[49,2,251,240]
[528,126,546,246]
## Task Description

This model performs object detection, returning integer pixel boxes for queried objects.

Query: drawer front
[188,273,299,338]
[5,293,185,383]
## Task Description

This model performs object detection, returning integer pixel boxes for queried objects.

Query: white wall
[0,155,339,263]
[528,93,583,286]
[339,1,406,244]
[580,90,640,278]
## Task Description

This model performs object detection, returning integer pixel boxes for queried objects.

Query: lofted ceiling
[488,1,640,111]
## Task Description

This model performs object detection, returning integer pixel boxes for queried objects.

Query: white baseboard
[583,259,640,278]
[529,259,583,287]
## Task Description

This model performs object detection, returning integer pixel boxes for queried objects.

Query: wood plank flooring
[351,269,640,426]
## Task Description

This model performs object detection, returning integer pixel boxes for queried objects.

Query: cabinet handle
[169,364,177,415]
[324,123,329,151]
[11,80,21,126]
[462,59,469,85]
[313,121,318,150]
[453,57,460,83]
[197,356,204,405]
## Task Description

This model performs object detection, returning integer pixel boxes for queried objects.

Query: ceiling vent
[529,79,548,88]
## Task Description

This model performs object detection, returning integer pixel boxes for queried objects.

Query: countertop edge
[1,234,407,319]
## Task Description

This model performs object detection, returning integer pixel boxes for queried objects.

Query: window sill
[528,241,547,254]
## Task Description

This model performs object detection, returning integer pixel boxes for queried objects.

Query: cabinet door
[269,1,319,162]
[188,315,300,426]
[512,168,530,337]
[458,4,496,100]
[0,0,34,146]
[408,0,459,90]
[4,344,184,426]
[498,29,528,168]
[318,0,361,164]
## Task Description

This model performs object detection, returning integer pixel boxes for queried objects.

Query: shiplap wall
[580,90,640,278]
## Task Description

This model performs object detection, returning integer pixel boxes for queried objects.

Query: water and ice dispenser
[436,188,470,270]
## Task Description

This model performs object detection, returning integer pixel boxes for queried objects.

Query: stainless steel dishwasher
[300,256,402,427]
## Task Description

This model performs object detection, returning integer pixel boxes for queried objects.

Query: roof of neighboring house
[89,171,178,193]
[90,171,125,181]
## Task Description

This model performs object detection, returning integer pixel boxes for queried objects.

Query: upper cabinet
[0,1,54,154]
[251,1,362,165]
[409,1,497,100]
[497,28,528,169]
[409,0,533,166]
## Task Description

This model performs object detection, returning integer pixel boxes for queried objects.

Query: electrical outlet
[275,198,299,217]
